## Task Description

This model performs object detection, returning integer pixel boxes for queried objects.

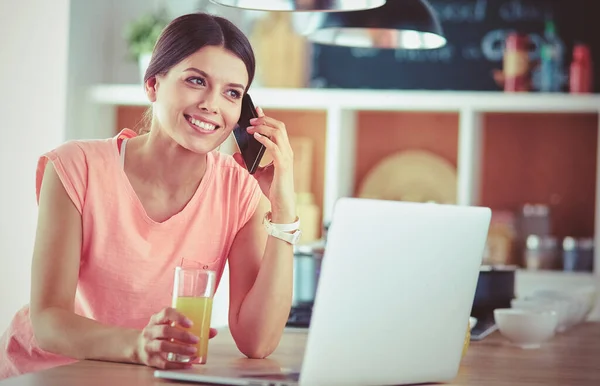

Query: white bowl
[494,308,558,349]
[469,317,478,331]
[530,287,597,329]
[511,298,569,332]
[572,286,597,322]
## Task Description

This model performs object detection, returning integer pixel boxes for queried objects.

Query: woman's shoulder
[46,131,122,161]
[35,132,125,208]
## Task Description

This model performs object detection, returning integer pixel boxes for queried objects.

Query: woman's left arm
[227,108,297,359]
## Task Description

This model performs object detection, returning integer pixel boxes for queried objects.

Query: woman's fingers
[145,324,199,344]
[253,132,282,160]
[150,307,193,328]
[247,124,278,141]
[250,115,286,134]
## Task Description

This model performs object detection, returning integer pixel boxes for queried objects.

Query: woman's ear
[145,77,158,103]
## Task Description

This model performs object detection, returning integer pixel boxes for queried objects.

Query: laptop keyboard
[286,304,312,328]
[243,371,300,382]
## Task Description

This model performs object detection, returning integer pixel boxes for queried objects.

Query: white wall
[65,0,114,141]
[0,0,71,332]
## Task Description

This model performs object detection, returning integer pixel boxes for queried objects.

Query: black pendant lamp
[306,0,446,49]
[208,0,386,12]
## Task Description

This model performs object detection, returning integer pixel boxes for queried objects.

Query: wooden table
[2,323,599,385]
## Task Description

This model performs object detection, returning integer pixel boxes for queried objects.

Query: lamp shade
[306,0,446,49]
[208,0,386,12]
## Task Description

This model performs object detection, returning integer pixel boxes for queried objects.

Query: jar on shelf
[519,204,551,236]
[563,237,594,272]
[503,33,532,92]
[569,43,593,94]
[524,235,560,270]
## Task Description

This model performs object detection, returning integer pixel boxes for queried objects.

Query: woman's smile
[184,114,222,134]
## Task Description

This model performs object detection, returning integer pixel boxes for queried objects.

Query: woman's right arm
[29,162,198,369]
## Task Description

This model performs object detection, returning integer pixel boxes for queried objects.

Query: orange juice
[462,323,470,359]
[173,296,213,364]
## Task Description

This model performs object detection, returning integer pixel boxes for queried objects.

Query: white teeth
[199,121,216,130]
[188,117,216,131]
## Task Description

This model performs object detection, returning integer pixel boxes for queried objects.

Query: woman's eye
[227,90,242,99]
[187,77,206,86]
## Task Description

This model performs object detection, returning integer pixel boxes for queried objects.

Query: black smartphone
[233,93,266,174]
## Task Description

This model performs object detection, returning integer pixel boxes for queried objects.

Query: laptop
[155,198,491,386]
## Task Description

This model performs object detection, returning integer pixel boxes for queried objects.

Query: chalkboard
[310,0,599,92]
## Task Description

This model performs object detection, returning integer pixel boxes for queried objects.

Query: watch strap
[264,212,300,232]
[263,212,302,245]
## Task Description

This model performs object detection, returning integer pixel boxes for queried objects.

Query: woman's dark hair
[137,12,256,133]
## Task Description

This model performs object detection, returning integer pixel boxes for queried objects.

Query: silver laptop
[155,198,491,386]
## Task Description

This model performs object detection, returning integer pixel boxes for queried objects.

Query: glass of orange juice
[167,267,216,364]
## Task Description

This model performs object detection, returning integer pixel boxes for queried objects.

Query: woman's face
[146,45,249,154]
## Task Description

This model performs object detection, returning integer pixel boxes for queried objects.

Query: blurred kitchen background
[1,0,599,334]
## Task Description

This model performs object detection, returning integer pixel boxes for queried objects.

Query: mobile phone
[233,93,266,174]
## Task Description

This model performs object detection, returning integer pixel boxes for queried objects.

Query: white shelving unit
[88,85,600,309]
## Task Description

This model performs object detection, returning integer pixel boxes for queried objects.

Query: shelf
[89,84,600,113]
[88,83,600,282]
[516,269,596,283]
[515,269,596,296]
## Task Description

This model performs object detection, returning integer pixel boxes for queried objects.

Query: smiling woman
[0,12,299,380]
[144,45,250,155]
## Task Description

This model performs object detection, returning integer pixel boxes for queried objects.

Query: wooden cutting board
[358,150,457,204]
[249,12,310,88]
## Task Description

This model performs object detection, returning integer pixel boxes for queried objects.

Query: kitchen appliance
[470,265,517,340]
[292,242,324,305]
[287,242,324,328]
[287,228,328,328]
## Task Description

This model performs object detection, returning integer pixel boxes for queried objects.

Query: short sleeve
[236,169,263,230]
[36,141,88,214]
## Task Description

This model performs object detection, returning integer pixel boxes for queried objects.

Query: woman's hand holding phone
[233,106,296,221]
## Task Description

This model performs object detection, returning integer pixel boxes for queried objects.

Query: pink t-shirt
[0,129,262,379]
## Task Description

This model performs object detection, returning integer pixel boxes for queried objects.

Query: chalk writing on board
[433,0,488,23]
[430,0,550,23]
[498,0,551,22]
[481,29,547,62]
[309,0,589,91]
[393,46,455,63]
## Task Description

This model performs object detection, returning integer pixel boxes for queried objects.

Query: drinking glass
[167,267,216,364]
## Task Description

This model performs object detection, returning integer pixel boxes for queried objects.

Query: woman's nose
[198,91,219,113]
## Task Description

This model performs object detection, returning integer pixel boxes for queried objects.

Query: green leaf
[123,11,170,61]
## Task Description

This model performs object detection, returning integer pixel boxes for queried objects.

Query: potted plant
[123,11,170,82]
